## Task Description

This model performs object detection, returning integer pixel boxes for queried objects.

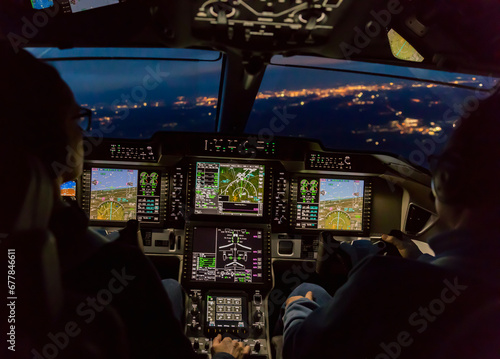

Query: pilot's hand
[285,291,314,308]
[211,334,250,359]
[381,234,422,259]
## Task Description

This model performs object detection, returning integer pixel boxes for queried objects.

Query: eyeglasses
[74,107,92,132]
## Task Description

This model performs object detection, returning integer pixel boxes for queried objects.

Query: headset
[430,85,500,206]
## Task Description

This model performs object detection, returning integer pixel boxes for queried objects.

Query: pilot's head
[0,43,84,184]
[431,89,500,229]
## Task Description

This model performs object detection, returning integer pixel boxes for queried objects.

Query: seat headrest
[0,148,54,234]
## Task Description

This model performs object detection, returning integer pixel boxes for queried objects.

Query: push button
[279,240,294,255]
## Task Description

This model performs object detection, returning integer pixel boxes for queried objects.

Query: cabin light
[479,84,483,87]
[366,139,373,142]
[375,142,379,145]
[300,101,304,105]
[143,102,147,106]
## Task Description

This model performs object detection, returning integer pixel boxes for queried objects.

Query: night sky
[27,48,498,166]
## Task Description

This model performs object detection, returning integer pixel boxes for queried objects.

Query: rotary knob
[253,310,263,322]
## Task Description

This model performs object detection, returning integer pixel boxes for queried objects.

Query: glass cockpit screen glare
[191,227,264,284]
[195,162,265,217]
[89,168,161,223]
[296,178,365,231]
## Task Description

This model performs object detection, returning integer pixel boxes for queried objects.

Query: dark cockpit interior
[1,1,500,358]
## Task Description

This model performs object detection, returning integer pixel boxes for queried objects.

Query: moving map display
[89,168,161,223]
[195,162,265,217]
[190,227,264,284]
[296,178,365,231]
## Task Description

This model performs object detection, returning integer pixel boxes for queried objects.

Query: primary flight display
[296,178,365,231]
[89,168,161,223]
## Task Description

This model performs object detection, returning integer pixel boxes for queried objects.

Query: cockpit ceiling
[1,0,499,77]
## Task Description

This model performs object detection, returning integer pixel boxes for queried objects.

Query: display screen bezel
[293,175,371,236]
[183,223,271,291]
[188,160,271,223]
[190,226,264,284]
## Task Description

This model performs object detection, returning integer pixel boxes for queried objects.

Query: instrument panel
[65,132,423,357]
[69,132,396,240]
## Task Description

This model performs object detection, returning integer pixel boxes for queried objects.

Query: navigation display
[89,168,161,223]
[195,162,265,217]
[296,178,365,231]
[191,227,263,284]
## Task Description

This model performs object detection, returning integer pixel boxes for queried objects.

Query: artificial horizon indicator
[89,167,161,223]
[296,178,365,231]
[60,180,76,197]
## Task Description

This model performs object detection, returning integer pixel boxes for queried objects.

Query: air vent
[405,204,432,235]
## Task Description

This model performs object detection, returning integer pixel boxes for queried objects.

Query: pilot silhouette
[281,90,500,359]
[0,43,249,359]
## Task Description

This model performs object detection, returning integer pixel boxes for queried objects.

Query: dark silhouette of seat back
[0,150,130,358]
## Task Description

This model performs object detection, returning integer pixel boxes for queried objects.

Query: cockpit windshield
[27,48,499,169]
[246,56,499,169]
[28,47,223,138]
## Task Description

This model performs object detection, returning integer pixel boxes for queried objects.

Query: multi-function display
[191,227,263,284]
[194,162,265,217]
[296,178,365,231]
[89,168,161,223]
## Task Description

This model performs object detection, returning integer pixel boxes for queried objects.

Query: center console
[182,224,272,358]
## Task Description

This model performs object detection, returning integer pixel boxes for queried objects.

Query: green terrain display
[219,166,263,203]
